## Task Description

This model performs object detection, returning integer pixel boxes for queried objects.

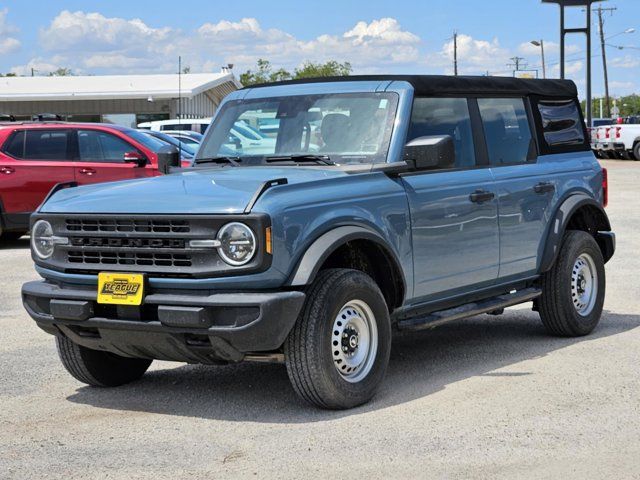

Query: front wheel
[284,269,391,409]
[539,231,606,336]
[56,335,152,387]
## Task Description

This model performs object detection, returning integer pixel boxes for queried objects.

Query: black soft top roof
[247,75,578,99]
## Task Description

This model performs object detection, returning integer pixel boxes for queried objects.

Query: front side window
[407,97,476,168]
[537,100,585,147]
[78,130,136,163]
[23,130,69,160]
[197,92,399,166]
[478,98,533,165]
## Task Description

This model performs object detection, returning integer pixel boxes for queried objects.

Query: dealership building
[0,70,241,127]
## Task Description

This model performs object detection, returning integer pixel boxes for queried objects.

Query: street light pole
[530,40,547,78]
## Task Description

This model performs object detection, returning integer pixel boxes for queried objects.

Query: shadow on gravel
[0,236,29,249]
[67,310,640,423]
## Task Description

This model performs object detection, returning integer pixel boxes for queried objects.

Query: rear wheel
[539,231,605,336]
[284,269,391,409]
[632,142,640,161]
[56,335,152,387]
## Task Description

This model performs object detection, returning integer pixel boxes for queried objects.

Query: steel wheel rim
[571,253,598,316]
[331,300,378,383]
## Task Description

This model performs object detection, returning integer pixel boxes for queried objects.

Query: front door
[402,97,500,303]
[74,129,149,186]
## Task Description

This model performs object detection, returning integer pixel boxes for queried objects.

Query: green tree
[294,60,352,79]
[581,94,640,119]
[239,59,352,86]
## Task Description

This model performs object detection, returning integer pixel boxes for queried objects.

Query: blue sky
[1,0,638,98]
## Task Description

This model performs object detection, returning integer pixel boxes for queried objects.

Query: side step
[396,287,541,331]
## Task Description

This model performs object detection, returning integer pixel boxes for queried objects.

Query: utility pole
[508,56,527,76]
[453,31,458,76]
[596,5,617,118]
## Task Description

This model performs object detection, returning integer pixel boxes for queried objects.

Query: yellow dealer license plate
[97,273,145,306]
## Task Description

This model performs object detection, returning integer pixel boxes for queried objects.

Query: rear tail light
[615,126,621,139]
[605,127,611,139]
[602,168,608,208]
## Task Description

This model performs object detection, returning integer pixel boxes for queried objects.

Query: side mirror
[123,151,147,167]
[403,135,455,171]
[156,145,181,174]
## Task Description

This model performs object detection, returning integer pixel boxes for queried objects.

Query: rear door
[73,129,151,185]
[401,97,500,302]
[477,97,556,280]
[0,128,75,216]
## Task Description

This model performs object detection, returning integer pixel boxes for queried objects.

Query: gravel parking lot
[1,159,638,479]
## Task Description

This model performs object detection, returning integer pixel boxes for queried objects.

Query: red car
[0,122,189,240]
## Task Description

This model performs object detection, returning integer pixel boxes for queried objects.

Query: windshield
[128,129,172,152]
[196,92,398,166]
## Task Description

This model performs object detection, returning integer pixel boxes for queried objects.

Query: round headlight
[217,222,256,266]
[31,220,55,259]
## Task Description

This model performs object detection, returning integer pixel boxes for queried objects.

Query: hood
[41,167,348,214]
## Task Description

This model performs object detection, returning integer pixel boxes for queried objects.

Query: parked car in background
[162,130,203,146]
[138,130,198,160]
[138,118,212,134]
[0,122,188,240]
[598,122,640,160]
[589,118,613,157]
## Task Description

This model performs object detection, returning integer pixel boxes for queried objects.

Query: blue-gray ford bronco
[23,75,615,409]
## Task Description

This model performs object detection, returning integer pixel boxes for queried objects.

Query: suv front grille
[68,250,193,267]
[36,214,270,279]
[65,218,190,234]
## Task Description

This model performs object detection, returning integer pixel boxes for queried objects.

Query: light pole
[530,40,546,78]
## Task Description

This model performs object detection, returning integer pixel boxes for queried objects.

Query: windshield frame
[196,87,404,169]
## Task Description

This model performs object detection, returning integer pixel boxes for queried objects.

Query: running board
[396,287,541,331]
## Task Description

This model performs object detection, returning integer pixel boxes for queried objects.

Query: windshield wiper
[265,154,336,166]
[194,156,241,167]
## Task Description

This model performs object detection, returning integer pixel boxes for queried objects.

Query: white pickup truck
[594,123,640,160]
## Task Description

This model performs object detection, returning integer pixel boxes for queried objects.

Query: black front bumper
[22,281,305,364]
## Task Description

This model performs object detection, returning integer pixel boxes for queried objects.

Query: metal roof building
[0,71,241,127]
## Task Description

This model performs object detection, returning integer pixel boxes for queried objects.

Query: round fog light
[217,222,256,266]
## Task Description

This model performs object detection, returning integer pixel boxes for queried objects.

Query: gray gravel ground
[1,159,639,479]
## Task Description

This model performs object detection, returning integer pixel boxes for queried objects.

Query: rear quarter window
[2,130,26,158]
[537,100,585,147]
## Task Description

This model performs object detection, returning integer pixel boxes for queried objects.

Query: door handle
[533,182,555,194]
[0,166,15,174]
[469,190,495,204]
[79,168,96,176]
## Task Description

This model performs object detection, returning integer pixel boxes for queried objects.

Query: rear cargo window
[537,100,584,146]
[3,130,25,158]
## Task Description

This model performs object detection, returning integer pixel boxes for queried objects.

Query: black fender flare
[286,225,406,294]
[539,194,613,272]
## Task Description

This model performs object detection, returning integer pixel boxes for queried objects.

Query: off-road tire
[539,230,606,336]
[284,269,391,409]
[56,335,152,387]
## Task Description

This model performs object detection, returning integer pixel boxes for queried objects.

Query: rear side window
[21,130,70,160]
[3,130,25,158]
[408,97,476,168]
[537,100,585,146]
[478,98,533,166]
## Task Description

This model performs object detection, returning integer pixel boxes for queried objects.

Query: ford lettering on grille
[70,237,186,249]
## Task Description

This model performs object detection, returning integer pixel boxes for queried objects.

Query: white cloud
[427,34,510,75]
[0,8,20,54]
[610,55,640,69]
[13,12,421,75]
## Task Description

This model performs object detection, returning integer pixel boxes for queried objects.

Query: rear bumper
[22,280,305,363]
[596,142,626,152]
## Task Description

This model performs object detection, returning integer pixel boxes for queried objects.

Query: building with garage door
[0,70,241,127]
